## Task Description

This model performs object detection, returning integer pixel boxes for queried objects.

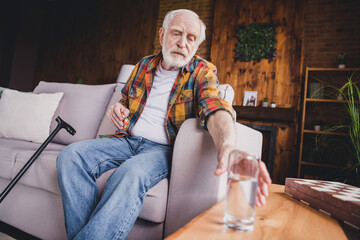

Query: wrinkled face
[160,13,201,70]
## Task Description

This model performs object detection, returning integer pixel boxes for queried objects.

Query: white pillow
[0,89,63,143]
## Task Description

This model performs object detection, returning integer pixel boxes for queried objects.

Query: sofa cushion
[218,84,235,105]
[0,139,65,181]
[0,137,169,223]
[0,89,63,143]
[13,150,63,194]
[116,65,135,83]
[96,83,125,137]
[33,82,116,145]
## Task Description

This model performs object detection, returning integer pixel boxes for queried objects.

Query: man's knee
[56,142,84,172]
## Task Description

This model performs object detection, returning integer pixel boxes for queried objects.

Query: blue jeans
[56,136,172,240]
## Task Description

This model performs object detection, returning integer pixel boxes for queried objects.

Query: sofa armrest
[164,118,262,236]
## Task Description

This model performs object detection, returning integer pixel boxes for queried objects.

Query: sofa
[0,65,263,239]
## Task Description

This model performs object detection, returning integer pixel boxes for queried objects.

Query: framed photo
[243,91,258,106]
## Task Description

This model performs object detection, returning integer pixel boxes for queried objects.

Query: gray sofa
[0,66,262,239]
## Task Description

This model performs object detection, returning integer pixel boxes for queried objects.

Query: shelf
[306,98,360,103]
[307,67,360,71]
[298,67,358,179]
[303,130,347,136]
[233,106,296,123]
[300,161,348,169]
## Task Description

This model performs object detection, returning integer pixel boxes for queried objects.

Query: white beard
[162,40,197,69]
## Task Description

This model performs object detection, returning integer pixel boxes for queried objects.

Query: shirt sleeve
[119,63,140,107]
[196,64,235,129]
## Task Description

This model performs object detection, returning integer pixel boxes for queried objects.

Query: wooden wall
[303,0,360,68]
[211,0,305,107]
[33,0,159,87]
[210,0,306,183]
[153,0,215,60]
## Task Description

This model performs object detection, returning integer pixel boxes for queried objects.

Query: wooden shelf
[298,67,358,179]
[307,67,360,71]
[300,161,348,170]
[233,106,296,123]
[306,98,360,103]
[303,130,347,136]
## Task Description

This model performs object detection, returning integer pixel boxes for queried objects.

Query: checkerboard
[285,178,360,229]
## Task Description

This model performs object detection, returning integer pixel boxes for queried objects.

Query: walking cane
[0,116,76,203]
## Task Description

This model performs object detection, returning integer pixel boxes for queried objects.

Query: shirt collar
[147,52,198,75]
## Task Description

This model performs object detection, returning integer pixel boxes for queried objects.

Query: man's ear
[159,27,165,46]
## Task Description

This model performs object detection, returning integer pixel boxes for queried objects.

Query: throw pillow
[96,83,124,137]
[33,81,116,145]
[0,89,63,143]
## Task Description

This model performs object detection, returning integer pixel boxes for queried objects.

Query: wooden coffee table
[165,184,347,240]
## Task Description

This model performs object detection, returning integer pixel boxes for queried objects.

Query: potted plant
[262,97,269,107]
[313,120,324,131]
[338,53,346,68]
[317,72,360,186]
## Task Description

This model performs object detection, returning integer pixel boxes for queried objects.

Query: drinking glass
[224,150,259,232]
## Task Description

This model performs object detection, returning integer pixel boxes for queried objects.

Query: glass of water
[224,150,259,232]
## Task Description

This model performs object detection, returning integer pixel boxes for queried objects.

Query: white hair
[162,9,206,45]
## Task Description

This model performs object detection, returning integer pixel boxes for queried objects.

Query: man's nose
[177,36,186,48]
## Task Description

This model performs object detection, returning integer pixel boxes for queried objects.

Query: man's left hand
[214,148,272,207]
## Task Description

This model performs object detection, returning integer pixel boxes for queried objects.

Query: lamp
[116,64,135,83]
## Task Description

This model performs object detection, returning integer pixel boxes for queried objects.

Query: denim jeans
[56,136,173,240]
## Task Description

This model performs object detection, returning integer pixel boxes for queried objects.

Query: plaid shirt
[113,53,234,145]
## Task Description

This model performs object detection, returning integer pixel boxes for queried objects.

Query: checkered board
[285,178,360,229]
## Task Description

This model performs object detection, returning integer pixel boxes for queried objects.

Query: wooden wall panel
[211,0,305,183]
[303,0,360,68]
[34,0,159,87]
[211,0,304,107]
[153,0,215,60]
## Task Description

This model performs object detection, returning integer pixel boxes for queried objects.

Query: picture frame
[243,91,258,106]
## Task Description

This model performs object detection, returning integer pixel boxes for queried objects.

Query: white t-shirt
[131,62,179,145]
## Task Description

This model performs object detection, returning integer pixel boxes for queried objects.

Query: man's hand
[207,110,271,207]
[256,161,272,207]
[107,102,130,130]
[215,146,271,207]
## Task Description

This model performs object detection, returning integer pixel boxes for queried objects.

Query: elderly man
[57,9,271,240]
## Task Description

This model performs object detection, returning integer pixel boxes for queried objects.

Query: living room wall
[303,0,360,68]
[153,0,215,60]
[33,0,159,87]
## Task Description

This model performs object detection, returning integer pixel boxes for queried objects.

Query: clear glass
[224,150,259,232]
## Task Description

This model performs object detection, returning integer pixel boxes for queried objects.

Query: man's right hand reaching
[107,102,130,130]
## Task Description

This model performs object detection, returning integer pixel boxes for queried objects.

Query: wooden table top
[165,184,347,240]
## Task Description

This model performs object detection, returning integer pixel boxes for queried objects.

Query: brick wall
[303,0,360,68]
[153,0,215,60]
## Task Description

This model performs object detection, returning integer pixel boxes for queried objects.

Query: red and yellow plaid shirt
[113,53,234,145]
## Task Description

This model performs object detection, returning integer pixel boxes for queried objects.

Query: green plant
[76,77,84,84]
[317,72,360,186]
[338,53,346,65]
[234,22,277,62]
[312,119,324,125]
